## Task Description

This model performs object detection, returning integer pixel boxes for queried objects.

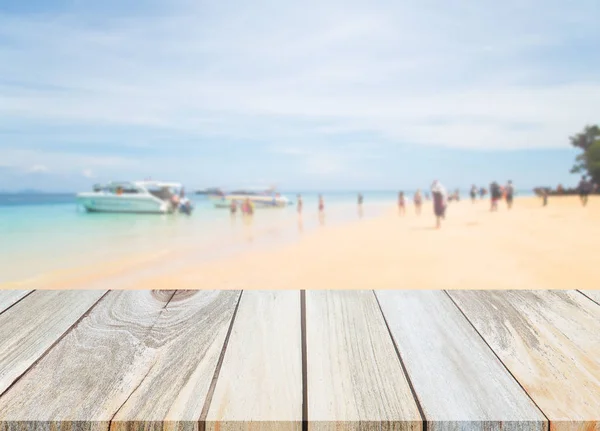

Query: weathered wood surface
[0,290,240,431]
[0,289,107,395]
[206,290,303,431]
[376,290,547,431]
[579,290,600,306]
[0,290,31,315]
[112,290,240,431]
[305,290,422,431]
[448,290,600,431]
[0,289,599,430]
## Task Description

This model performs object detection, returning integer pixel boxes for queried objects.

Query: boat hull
[77,194,173,214]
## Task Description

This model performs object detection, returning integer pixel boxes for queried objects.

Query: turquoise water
[0,191,392,282]
[0,189,533,283]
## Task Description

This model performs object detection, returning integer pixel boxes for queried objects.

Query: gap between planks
[0,290,110,399]
[373,291,427,429]
[442,290,551,428]
[577,290,600,307]
[198,290,244,430]
[0,290,35,316]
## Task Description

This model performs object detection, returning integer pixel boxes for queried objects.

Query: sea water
[0,190,533,283]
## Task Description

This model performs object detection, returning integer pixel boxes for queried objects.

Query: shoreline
[1,195,598,290]
[0,199,391,288]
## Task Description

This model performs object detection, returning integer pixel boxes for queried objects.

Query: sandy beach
[2,195,599,291]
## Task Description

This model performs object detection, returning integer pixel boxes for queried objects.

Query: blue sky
[0,0,598,192]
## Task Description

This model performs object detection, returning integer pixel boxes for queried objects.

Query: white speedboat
[76,181,193,214]
[210,187,291,209]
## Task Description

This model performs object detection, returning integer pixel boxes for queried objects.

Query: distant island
[0,189,50,195]
[195,187,224,196]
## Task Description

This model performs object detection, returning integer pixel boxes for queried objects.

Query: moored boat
[76,181,193,214]
[210,186,291,209]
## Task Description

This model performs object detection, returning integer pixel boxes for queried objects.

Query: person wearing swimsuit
[318,195,325,225]
[398,191,406,216]
[414,189,422,215]
[357,193,364,218]
[297,194,304,231]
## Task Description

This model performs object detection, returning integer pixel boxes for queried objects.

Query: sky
[0,0,599,192]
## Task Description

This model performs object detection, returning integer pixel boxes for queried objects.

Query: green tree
[569,124,600,179]
[584,140,600,184]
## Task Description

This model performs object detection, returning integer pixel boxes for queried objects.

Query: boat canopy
[91,181,184,196]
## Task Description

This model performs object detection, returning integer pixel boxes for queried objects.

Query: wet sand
[2,196,599,290]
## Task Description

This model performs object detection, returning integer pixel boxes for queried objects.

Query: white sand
[3,196,599,291]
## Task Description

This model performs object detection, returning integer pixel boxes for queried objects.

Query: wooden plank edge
[197,290,245,430]
[443,291,551,424]
[372,291,427,425]
[0,291,34,316]
[577,290,600,307]
[0,419,557,431]
[0,290,110,400]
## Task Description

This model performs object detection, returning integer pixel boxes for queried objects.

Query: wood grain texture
[112,290,240,431]
[0,290,31,315]
[306,290,422,431]
[206,290,303,431]
[0,290,240,431]
[579,290,600,306]
[448,290,600,431]
[0,290,107,395]
[376,290,546,431]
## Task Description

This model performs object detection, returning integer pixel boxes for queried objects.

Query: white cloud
[0,0,598,174]
[0,149,136,175]
[82,169,95,178]
[26,164,49,173]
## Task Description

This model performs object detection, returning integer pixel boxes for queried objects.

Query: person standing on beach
[541,189,548,207]
[431,180,447,229]
[318,195,325,225]
[398,191,406,216]
[414,189,423,215]
[230,199,238,219]
[241,198,255,217]
[578,176,593,206]
[357,193,364,218]
[490,182,501,211]
[297,194,304,231]
[241,198,255,240]
[470,185,477,203]
[505,181,515,210]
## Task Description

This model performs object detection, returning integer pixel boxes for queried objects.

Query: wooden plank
[206,290,302,431]
[448,290,600,431]
[112,290,240,431]
[0,290,31,315]
[376,290,546,431]
[306,290,422,431]
[0,289,107,395]
[0,290,240,431]
[579,290,600,306]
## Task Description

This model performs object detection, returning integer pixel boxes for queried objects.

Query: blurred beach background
[2,189,535,284]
